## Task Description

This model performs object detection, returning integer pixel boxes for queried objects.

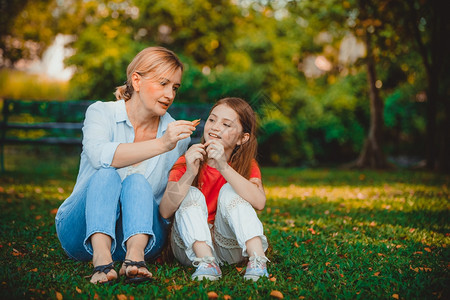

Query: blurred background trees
[1,0,448,170]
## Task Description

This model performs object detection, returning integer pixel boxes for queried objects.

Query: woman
[55,47,194,284]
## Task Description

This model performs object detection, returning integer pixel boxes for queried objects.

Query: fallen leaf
[207,291,218,299]
[392,294,399,299]
[413,251,423,255]
[50,208,58,214]
[223,295,232,300]
[294,242,299,248]
[409,228,415,233]
[167,285,182,292]
[35,215,42,220]
[270,277,276,282]
[55,291,63,300]
[236,267,243,272]
[410,265,419,272]
[325,262,331,266]
[30,268,37,272]
[94,293,99,299]
[270,290,284,299]
[377,253,386,257]
[75,287,81,294]
[117,295,127,300]
[369,221,376,227]
[373,272,380,276]
[57,187,65,193]
[424,247,431,252]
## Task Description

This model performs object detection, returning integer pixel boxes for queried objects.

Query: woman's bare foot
[90,233,117,284]
[90,262,118,284]
[119,259,152,279]
[120,234,152,282]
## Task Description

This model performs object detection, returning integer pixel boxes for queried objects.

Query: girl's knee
[218,183,251,209]
[179,186,206,210]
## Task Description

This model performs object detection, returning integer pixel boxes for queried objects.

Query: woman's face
[133,68,182,116]
[203,104,246,154]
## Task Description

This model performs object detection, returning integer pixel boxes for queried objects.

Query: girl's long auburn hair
[191,97,258,187]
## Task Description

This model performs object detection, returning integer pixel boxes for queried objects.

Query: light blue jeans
[56,168,169,262]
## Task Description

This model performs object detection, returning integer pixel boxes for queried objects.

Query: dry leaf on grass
[270,290,284,299]
[55,291,63,300]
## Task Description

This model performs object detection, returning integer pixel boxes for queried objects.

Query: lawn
[0,146,449,299]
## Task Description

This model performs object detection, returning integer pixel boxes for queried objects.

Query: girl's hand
[185,143,206,175]
[161,120,195,151]
[205,140,228,171]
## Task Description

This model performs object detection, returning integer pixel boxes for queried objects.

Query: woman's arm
[111,120,195,168]
[159,144,206,219]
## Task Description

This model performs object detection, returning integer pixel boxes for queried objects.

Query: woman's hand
[205,140,228,171]
[160,120,196,151]
[185,143,206,175]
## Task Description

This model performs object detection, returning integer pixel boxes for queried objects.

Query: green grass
[0,147,449,299]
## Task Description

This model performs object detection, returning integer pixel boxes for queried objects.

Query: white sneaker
[244,252,270,281]
[191,256,222,281]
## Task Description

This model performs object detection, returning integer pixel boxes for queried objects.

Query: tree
[403,0,449,171]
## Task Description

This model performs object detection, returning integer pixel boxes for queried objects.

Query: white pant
[171,183,269,265]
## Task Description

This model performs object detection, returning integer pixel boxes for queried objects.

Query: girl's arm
[206,140,266,210]
[111,120,195,168]
[159,144,206,219]
[219,165,266,210]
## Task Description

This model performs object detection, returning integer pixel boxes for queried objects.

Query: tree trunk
[355,31,388,169]
[407,0,448,171]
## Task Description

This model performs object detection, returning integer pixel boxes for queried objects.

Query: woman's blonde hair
[114,46,183,101]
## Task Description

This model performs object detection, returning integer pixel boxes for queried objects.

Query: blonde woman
[56,47,194,284]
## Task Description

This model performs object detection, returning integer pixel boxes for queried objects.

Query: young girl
[159,97,269,281]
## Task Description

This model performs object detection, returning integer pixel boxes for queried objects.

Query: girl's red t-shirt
[168,156,262,222]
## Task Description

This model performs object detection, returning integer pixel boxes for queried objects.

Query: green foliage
[0,150,448,299]
[2,0,437,166]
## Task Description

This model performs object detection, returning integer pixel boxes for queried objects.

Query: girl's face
[132,68,182,116]
[203,104,248,154]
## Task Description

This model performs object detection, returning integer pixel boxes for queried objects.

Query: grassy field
[0,147,449,299]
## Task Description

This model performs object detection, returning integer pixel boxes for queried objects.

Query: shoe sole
[192,274,222,281]
[244,274,264,282]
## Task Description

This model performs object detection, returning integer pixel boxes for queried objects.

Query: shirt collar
[115,100,130,126]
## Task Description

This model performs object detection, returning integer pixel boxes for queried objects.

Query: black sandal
[86,262,117,285]
[123,259,154,284]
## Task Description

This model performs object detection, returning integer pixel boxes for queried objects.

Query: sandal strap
[85,262,115,278]
[123,259,147,269]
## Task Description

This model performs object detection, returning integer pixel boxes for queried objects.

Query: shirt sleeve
[168,156,187,182]
[82,102,120,169]
[249,159,262,179]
